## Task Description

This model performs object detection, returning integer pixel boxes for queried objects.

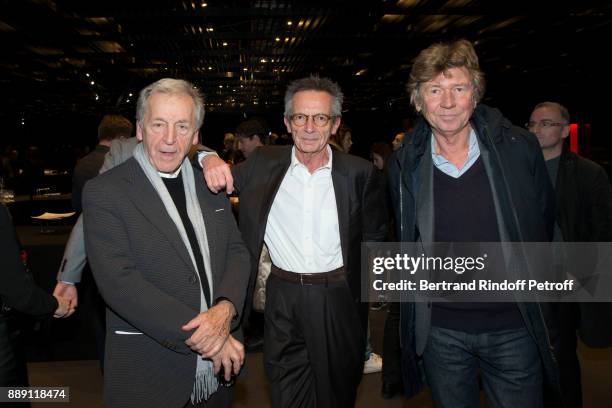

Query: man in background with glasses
[201,76,388,407]
[528,101,612,407]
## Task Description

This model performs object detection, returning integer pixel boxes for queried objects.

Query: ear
[136,121,144,141]
[191,130,199,145]
[283,116,292,134]
[561,124,570,140]
[331,117,341,135]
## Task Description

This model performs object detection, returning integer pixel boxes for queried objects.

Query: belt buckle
[300,273,312,286]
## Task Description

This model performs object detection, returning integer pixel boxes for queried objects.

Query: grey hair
[533,101,570,123]
[136,78,205,129]
[284,76,343,117]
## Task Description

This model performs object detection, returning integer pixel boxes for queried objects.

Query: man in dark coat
[387,40,561,407]
[1,203,69,399]
[529,101,612,407]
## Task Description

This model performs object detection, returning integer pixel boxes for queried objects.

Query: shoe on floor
[363,352,383,374]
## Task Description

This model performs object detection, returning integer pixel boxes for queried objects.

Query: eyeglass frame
[287,113,337,127]
[525,120,568,130]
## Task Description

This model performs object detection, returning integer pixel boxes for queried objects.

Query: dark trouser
[0,314,31,408]
[544,302,581,408]
[183,386,233,408]
[263,269,364,408]
[382,301,402,384]
[423,326,543,408]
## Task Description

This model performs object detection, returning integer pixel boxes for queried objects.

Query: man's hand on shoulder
[201,155,234,194]
[182,300,236,358]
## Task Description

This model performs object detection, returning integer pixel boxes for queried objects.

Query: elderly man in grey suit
[83,78,250,408]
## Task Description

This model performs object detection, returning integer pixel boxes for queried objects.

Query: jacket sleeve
[590,165,612,241]
[83,180,199,355]
[0,205,57,316]
[56,215,87,283]
[361,164,389,242]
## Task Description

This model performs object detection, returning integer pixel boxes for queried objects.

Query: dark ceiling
[1,0,610,128]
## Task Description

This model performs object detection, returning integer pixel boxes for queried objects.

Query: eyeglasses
[525,120,568,130]
[289,113,334,127]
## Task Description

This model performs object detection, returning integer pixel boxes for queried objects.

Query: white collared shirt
[264,145,343,273]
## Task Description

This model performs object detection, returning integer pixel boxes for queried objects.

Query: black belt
[271,265,346,285]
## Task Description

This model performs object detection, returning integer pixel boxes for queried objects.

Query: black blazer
[83,159,250,408]
[0,204,57,316]
[230,146,388,321]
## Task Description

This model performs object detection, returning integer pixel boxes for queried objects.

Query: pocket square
[215,208,224,212]
[114,330,143,335]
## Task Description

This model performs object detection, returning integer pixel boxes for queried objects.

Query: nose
[440,89,454,108]
[162,127,176,144]
[304,116,315,132]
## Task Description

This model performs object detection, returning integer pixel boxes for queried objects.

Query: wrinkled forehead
[292,90,333,112]
[425,67,472,87]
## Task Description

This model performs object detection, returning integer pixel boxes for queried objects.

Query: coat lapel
[195,180,218,284]
[122,161,196,274]
[416,142,434,244]
[257,153,291,244]
[331,152,349,266]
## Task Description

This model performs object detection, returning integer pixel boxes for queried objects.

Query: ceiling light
[85,73,90,77]
[222,42,228,46]
[275,37,280,42]
[260,58,267,63]
[90,80,95,85]
[208,66,212,70]
[128,93,133,97]
[219,85,223,88]
[287,21,293,26]
[243,68,247,71]
[201,2,208,7]
[206,27,214,32]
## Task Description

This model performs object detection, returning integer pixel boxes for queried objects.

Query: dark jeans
[423,326,543,408]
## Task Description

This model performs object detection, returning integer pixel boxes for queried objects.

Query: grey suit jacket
[83,158,250,408]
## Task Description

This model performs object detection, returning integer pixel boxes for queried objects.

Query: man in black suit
[202,76,388,407]
[83,78,250,408]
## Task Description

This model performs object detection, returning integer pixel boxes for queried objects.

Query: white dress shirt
[264,145,343,273]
